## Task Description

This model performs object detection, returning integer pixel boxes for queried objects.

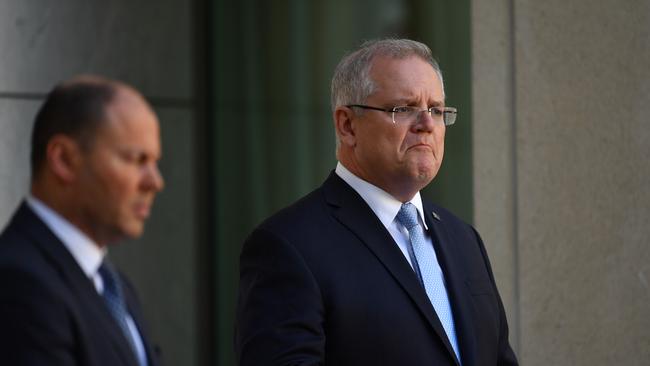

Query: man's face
[348,55,446,200]
[76,91,164,245]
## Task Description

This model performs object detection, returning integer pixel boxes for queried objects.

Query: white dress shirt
[26,195,148,365]
[335,162,432,270]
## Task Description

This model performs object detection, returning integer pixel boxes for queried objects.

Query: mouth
[134,203,151,219]
[408,143,432,151]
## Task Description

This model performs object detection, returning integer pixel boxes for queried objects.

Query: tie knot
[396,202,420,230]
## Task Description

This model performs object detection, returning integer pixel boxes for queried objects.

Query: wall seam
[508,0,522,356]
[0,92,193,109]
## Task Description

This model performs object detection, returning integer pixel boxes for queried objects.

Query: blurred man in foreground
[0,75,164,366]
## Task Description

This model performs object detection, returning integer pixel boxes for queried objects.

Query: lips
[408,143,432,151]
[133,203,151,219]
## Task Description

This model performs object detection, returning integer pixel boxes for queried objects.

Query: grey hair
[330,38,443,111]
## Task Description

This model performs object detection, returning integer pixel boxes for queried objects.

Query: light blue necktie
[396,202,461,362]
[99,261,147,366]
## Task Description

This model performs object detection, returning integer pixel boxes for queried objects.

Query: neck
[31,182,110,248]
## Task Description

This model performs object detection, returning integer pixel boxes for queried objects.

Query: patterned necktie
[98,260,145,366]
[396,202,461,362]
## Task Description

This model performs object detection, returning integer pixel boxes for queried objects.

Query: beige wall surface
[474,0,650,365]
[0,100,36,226]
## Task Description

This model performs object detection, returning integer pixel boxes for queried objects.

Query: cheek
[98,170,138,206]
[359,127,392,154]
[434,126,446,155]
[388,130,410,154]
[379,134,407,164]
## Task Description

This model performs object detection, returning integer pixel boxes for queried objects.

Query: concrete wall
[473,1,650,365]
[0,1,202,365]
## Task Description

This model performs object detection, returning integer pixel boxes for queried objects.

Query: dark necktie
[98,260,146,366]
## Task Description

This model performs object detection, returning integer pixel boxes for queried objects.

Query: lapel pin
[431,211,441,221]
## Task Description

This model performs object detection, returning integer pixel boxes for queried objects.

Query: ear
[334,106,358,147]
[46,135,84,183]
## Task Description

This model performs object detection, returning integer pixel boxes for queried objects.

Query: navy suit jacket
[0,202,160,366]
[235,172,518,365]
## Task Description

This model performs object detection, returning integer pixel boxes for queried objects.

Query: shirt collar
[335,162,429,230]
[26,195,106,278]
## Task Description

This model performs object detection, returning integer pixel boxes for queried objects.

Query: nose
[142,163,165,192]
[411,109,437,133]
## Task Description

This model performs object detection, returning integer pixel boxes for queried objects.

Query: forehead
[368,55,444,102]
[97,91,160,149]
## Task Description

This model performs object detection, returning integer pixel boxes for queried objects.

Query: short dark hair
[30,77,118,178]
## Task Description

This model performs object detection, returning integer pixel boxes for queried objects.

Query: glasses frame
[346,104,457,126]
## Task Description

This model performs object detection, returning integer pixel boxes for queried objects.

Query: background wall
[0,1,208,365]
[473,0,650,365]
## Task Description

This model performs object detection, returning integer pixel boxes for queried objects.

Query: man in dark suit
[235,39,519,365]
[0,75,164,365]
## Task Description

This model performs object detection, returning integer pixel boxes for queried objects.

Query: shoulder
[0,207,74,308]
[426,202,474,231]
[241,183,343,269]
[0,202,48,261]
[424,201,485,246]
[256,186,329,236]
[0,218,45,275]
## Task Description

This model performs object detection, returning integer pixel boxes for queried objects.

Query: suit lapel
[122,276,159,366]
[424,202,477,366]
[322,174,459,362]
[14,203,140,366]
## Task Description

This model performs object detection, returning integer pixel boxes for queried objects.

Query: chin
[122,224,145,239]
[412,162,438,182]
[413,172,434,187]
[415,170,432,180]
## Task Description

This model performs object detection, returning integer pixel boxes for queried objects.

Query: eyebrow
[117,146,162,161]
[389,98,445,107]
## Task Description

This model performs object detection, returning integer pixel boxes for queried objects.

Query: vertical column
[515,1,650,365]
[474,0,650,365]
[471,0,519,354]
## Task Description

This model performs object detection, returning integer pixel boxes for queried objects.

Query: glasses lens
[392,107,457,125]
[391,107,416,124]
[443,109,457,126]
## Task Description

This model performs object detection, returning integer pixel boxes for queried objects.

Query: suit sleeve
[235,228,325,366]
[0,268,77,365]
[472,228,519,366]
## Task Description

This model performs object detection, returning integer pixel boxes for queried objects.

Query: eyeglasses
[347,104,457,126]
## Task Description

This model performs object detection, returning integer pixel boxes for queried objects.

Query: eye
[430,107,444,116]
[119,151,137,163]
[137,154,149,166]
[119,150,150,166]
[392,106,414,114]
